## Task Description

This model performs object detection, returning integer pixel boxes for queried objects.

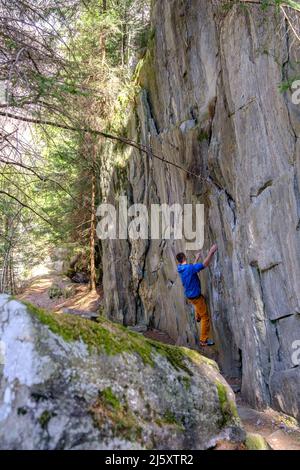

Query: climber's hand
[210,244,218,255]
[203,244,218,267]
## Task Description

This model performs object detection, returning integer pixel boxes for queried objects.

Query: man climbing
[176,244,218,347]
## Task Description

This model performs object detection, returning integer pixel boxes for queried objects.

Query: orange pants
[188,295,210,343]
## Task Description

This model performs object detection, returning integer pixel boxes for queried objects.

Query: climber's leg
[189,296,212,346]
[197,296,210,343]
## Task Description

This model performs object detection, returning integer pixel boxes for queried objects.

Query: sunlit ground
[17,273,102,314]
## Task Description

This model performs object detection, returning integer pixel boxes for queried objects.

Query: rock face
[0,295,244,449]
[101,1,300,419]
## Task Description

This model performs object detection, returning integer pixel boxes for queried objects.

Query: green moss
[179,375,191,390]
[155,410,184,431]
[163,409,178,425]
[198,130,209,142]
[133,57,146,83]
[136,34,157,97]
[99,387,121,411]
[147,27,156,45]
[24,300,220,379]
[91,392,142,442]
[245,433,269,450]
[217,381,227,401]
[25,300,150,361]
[216,381,239,426]
[182,347,219,371]
[93,391,185,441]
[38,410,52,429]
[229,399,239,418]
[149,341,193,375]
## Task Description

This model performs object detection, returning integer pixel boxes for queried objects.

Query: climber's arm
[203,244,218,267]
[193,244,217,271]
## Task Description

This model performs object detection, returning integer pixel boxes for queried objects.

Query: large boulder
[0,295,244,450]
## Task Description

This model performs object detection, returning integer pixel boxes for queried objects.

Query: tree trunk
[9,253,15,294]
[11,253,16,294]
[122,21,128,65]
[89,145,97,292]
[99,32,106,65]
[0,216,9,293]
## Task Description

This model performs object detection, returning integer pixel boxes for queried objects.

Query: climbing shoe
[200,339,215,347]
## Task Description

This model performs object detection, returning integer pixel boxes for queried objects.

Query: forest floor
[17,273,300,450]
[18,273,102,315]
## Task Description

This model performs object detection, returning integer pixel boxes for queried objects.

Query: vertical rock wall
[101,1,300,419]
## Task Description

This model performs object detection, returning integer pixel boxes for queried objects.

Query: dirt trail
[236,398,300,450]
[17,273,102,314]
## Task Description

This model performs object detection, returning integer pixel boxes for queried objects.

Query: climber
[176,244,218,347]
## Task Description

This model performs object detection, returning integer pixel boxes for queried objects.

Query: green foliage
[276,0,300,11]
[47,283,74,299]
[261,0,300,11]
[278,77,300,93]
[107,80,140,136]
[1,0,151,290]
[0,162,55,291]
[33,127,84,246]
[30,73,89,101]
[222,0,300,13]
[48,284,64,299]
[221,1,249,13]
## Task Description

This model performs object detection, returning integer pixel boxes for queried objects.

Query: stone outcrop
[101,1,300,419]
[0,295,244,449]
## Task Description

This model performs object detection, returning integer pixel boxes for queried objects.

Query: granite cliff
[101,1,300,419]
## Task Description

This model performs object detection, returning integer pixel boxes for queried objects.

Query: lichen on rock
[0,295,245,450]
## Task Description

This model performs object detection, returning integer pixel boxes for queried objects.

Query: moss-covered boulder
[245,433,270,450]
[0,295,245,449]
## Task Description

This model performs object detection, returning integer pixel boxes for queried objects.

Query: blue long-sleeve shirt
[177,263,205,299]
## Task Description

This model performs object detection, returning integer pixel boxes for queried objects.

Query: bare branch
[0,110,204,180]
[0,189,53,225]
